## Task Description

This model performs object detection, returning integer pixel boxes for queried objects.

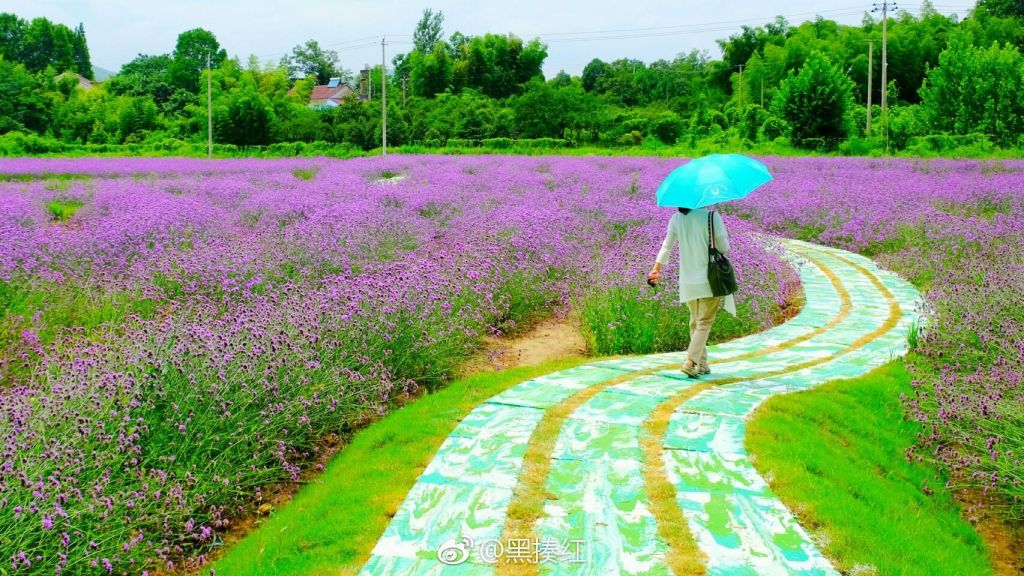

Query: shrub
[648,111,684,144]
[445,138,476,148]
[481,137,514,149]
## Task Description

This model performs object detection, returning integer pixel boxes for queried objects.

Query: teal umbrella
[655,154,772,208]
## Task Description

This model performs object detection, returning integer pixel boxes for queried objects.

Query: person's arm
[712,211,730,256]
[650,215,678,282]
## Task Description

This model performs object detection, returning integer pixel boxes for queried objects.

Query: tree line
[1,1,1023,156]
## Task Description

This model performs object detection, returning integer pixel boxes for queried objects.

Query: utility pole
[737,64,744,107]
[866,40,873,136]
[206,52,212,158]
[381,37,387,156]
[402,75,407,107]
[873,1,895,145]
[367,63,372,100]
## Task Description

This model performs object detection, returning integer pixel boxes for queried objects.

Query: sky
[1,0,976,77]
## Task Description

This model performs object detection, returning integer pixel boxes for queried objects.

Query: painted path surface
[361,239,922,575]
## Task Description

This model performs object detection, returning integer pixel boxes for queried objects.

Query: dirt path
[458,317,588,377]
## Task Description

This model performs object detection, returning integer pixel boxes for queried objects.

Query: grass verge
[207,356,590,576]
[746,360,995,576]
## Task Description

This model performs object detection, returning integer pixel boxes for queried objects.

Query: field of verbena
[0,156,796,573]
[731,156,1024,522]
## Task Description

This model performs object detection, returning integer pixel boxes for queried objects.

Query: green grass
[746,360,995,576]
[208,356,590,576]
[576,284,760,355]
[45,198,84,221]
[0,279,158,381]
[292,167,320,180]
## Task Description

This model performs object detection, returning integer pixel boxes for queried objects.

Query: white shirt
[655,208,737,315]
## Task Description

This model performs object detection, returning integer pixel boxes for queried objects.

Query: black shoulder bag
[707,211,737,297]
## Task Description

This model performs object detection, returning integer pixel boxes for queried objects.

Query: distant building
[308,77,356,109]
[55,71,95,91]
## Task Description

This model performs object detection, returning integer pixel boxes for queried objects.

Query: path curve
[361,239,922,575]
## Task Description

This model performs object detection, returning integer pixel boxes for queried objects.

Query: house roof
[310,83,354,103]
[55,71,95,90]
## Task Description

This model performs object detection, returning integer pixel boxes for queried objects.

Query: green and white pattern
[361,239,922,576]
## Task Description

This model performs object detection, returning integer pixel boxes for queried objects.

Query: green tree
[20,17,75,74]
[107,54,174,105]
[218,87,274,145]
[71,23,93,79]
[117,96,158,141]
[282,40,344,84]
[772,52,855,148]
[581,58,607,92]
[410,42,453,97]
[0,13,26,63]
[649,110,684,143]
[413,9,445,54]
[168,28,227,92]
[0,59,51,133]
[919,30,1024,145]
[978,0,1024,19]
[450,34,546,97]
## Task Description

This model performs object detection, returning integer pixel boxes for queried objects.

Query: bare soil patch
[458,316,588,377]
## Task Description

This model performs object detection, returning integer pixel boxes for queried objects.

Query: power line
[531,6,869,38]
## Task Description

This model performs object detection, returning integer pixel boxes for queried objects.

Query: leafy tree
[218,87,274,145]
[919,30,1024,145]
[978,0,1024,19]
[649,110,684,143]
[413,9,445,54]
[282,40,344,84]
[772,52,855,148]
[330,95,377,148]
[168,28,227,92]
[511,78,588,139]
[550,70,572,88]
[107,54,174,104]
[0,13,26,63]
[581,58,607,92]
[410,42,453,97]
[451,34,546,97]
[0,59,51,133]
[12,16,77,74]
[117,96,159,140]
[71,23,93,79]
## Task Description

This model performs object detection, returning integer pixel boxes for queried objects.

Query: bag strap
[707,211,716,251]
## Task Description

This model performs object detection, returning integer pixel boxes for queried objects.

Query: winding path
[360,239,922,576]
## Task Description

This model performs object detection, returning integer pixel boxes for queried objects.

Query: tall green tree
[451,34,547,98]
[168,28,227,92]
[0,13,26,62]
[920,30,1024,145]
[282,40,344,84]
[978,0,1024,19]
[772,52,855,148]
[413,9,445,54]
[410,42,453,97]
[71,23,93,79]
[0,59,51,133]
[581,58,607,92]
[107,54,174,105]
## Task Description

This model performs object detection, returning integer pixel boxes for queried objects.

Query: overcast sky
[1,0,975,77]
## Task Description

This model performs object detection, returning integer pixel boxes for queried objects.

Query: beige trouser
[686,296,723,368]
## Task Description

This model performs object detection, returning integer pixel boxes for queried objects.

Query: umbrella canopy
[655,154,773,208]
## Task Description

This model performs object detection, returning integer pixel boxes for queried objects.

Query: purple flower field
[1,153,1021,573]
[732,156,1024,521]
[0,155,796,573]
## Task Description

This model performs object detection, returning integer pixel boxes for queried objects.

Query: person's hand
[647,268,660,285]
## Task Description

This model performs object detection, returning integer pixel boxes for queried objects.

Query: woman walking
[648,206,736,378]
